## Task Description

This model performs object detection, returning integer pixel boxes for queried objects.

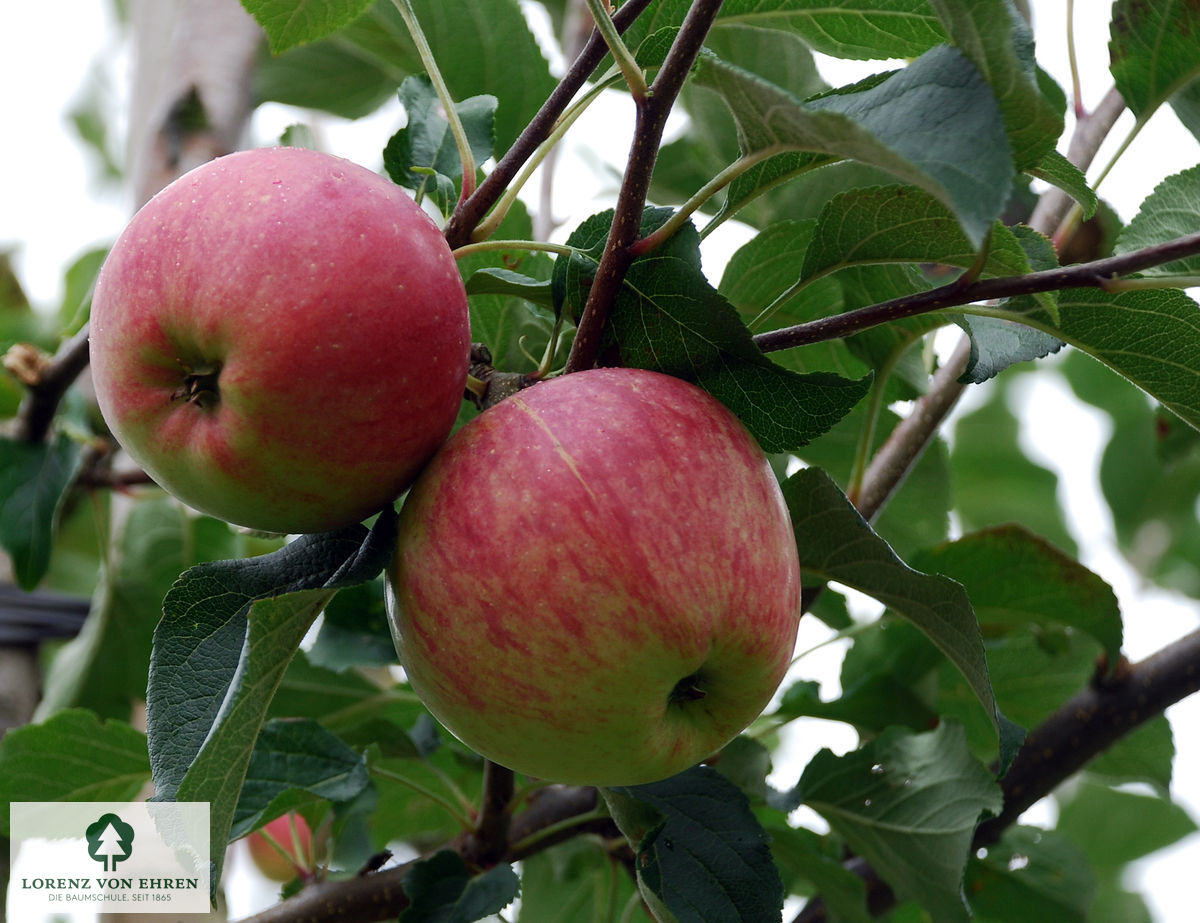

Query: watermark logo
[9,801,210,915]
[86,812,135,872]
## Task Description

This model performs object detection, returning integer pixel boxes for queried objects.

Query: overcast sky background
[3,2,1200,920]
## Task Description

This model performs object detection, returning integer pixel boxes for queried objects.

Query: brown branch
[8,325,92,445]
[751,228,1200,355]
[563,0,728,373]
[794,628,1200,922]
[459,760,514,867]
[442,0,657,249]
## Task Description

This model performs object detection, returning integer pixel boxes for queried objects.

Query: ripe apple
[386,368,802,786]
[89,146,470,534]
[245,813,318,882]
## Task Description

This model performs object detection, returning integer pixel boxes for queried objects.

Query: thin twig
[10,325,92,444]
[442,0,656,249]
[564,0,728,373]
[750,227,1200,354]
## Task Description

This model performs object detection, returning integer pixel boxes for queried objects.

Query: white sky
[3,2,1199,921]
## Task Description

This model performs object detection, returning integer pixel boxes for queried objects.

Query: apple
[89,146,470,534]
[245,813,318,882]
[386,367,801,786]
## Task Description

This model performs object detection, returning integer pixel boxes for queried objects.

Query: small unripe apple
[386,368,802,786]
[245,813,316,882]
[90,146,470,534]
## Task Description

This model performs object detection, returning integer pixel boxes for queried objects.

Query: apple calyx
[172,361,222,410]
[669,672,708,705]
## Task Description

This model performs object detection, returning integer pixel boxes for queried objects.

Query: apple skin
[89,146,470,534]
[386,368,801,786]
[245,813,315,882]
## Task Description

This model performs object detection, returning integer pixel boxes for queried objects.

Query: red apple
[245,813,316,882]
[386,368,801,785]
[89,146,470,534]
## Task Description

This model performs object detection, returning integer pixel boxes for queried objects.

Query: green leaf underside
[554,208,871,452]
[399,850,520,923]
[930,0,1063,168]
[230,718,373,840]
[0,710,150,833]
[980,286,1200,432]
[606,766,784,923]
[966,826,1096,922]
[0,432,84,590]
[695,43,1013,246]
[242,0,376,53]
[383,75,496,215]
[147,511,396,882]
[781,467,1018,758]
[1028,149,1098,219]
[784,723,1002,923]
[910,525,1123,667]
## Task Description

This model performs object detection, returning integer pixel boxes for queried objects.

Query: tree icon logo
[85,812,135,872]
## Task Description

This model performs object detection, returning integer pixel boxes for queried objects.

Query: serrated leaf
[910,525,1123,666]
[0,432,84,590]
[147,511,396,883]
[802,184,1034,283]
[242,0,376,53]
[965,826,1096,922]
[783,723,1003,923]
[383,75,496,216]
[0,709,150,833]
[1109,0,1200,119]
[781,467,1021,760]
[399,850,520,923]
[929,0,1063,168]
[230,718,373,839]
[604,766,784,923]
[695,44,1013,246]
[554,209,871,451]
[956,315,1066,383]
[1087,715,1174,795]
[1113,164,1200,277]
[983,286,1200,432]
[1027,148,1098,219]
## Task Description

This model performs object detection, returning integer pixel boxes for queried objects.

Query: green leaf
[1109,0,1200,119]
[307,577,396,670]
[781,467,1017,756]
[254,0,555,153]
[37,502,244,720]
[554,209,871,452]
[604,766,784,923]
[929,0,1063,168]
[1113,164,1200,276]
[0,709,150,833]
[399,850,520,922]
[762,823,872,923]
[0,432,84,590]
[241,0,376,53]
[783,722,1003,923]
[1027,148,1098,219]
[956,315,1065,383]
[986,286,1200,432]
[464,268,555,309]
[695,44,1013,246]
[517,838,645,923]
[1087,715,1174,795]
[230,718,373,839]
[383,75,496,216]
[910,525,1123,666]
[802,184,1034,283]
[1056,781,1199,872]
[147,511,397,883]
[965,826,1096,923]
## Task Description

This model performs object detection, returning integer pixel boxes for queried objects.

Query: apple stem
[669,673,707,705]
[172,361,222,409]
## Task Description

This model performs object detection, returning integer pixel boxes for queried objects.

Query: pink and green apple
[89,146,470,534]
[386,368,802,786]
[245,813,320,882]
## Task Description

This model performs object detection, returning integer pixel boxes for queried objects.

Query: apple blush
[387,367,802,786]
[89,146,470,534]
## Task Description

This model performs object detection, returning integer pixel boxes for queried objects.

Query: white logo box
[9,801,210,915]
